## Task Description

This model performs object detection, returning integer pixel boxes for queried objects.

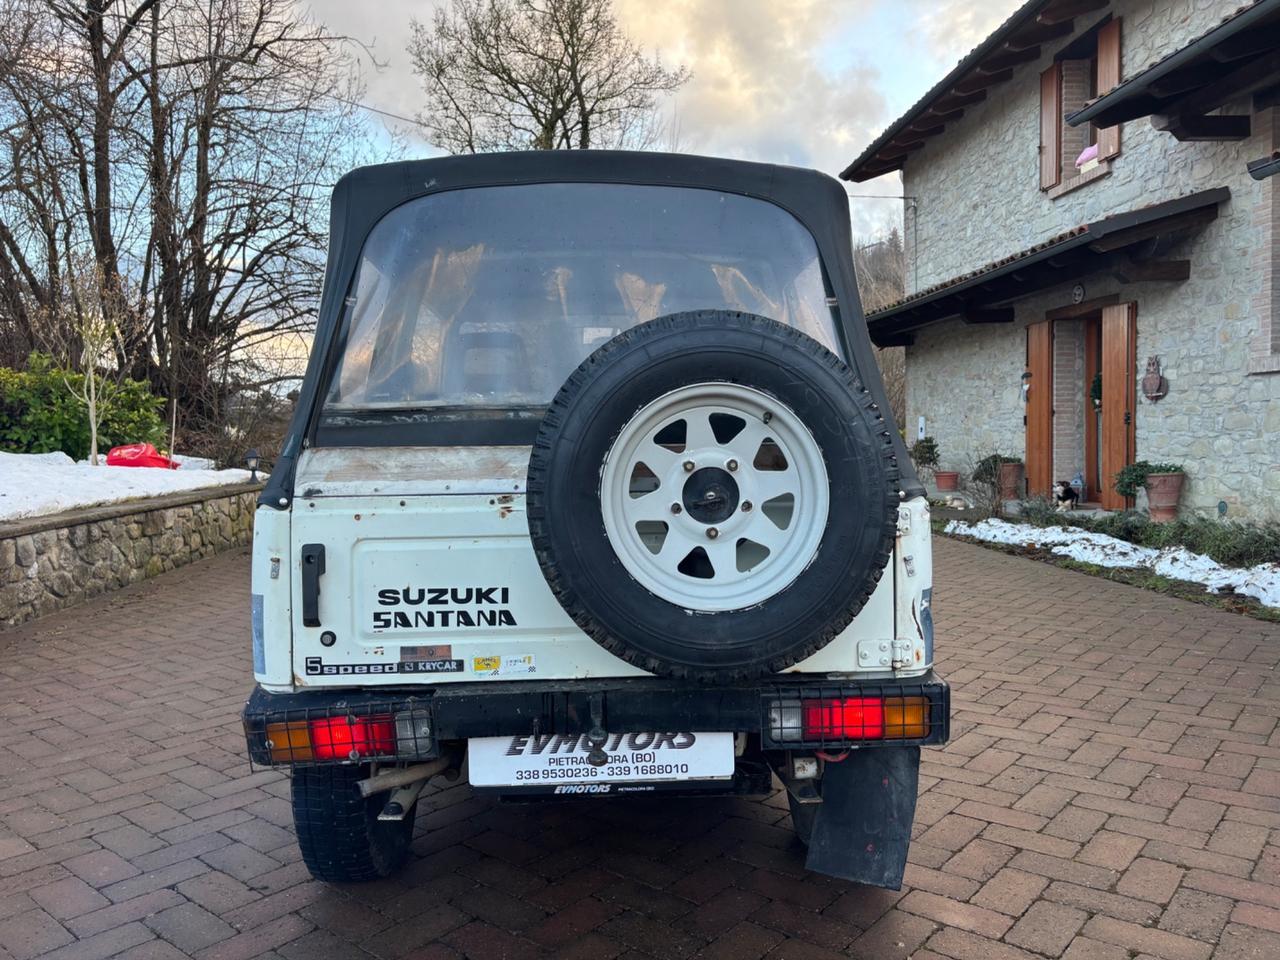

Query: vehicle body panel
[271,446,934,690]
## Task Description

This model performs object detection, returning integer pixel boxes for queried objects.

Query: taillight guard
[244,701,436,768]
[764,682,946,748]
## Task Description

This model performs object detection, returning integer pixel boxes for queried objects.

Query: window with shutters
[1041,18,1122,197]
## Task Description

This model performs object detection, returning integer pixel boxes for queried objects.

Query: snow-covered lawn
[0,451,257,522]
[945,517,1280,609]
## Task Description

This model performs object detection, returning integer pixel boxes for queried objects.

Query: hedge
[0,354,166,461]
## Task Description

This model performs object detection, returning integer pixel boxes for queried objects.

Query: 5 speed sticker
[473,654,536,677]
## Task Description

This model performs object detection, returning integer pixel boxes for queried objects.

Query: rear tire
[291,765,415,882]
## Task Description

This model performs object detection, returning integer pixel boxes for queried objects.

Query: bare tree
[0,0,381,435]
[854,229,907,425]
[40,256,147,464]
[407,0,689,153]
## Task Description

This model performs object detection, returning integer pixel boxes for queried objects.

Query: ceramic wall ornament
[1141,356,1168,402]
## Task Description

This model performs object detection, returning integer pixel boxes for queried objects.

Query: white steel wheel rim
[600,382,830,612]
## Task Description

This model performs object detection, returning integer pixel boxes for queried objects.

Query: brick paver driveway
[2,538,1279,960]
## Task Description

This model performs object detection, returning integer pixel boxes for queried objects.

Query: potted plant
[933,469,960,492]
[1114,461,1185,522]
[974,453,1024,501]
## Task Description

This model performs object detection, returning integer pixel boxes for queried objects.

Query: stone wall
[1,485,260,626]
[898,0,1280,521]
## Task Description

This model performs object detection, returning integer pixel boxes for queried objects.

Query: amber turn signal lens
[266,721,313,762]
[883,697,930,739]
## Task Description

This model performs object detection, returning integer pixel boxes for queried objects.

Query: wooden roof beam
[1006,20,1073,51]
[1152,113,1251,141]
[978,45,1042,73]
[917,107,965,124]
[952,68,1012,96]
[1088,206,1218,252]
[1036,0,1107,26]
[1210,22,1280,62]
[1148,63,1225,99]
[877,140,927,161]
[902,122,946,138]
[1165,48,1280,119]
[934,89,988,111]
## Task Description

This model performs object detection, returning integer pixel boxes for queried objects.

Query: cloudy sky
[303,0,1022,238]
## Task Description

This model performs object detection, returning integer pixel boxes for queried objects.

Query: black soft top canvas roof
[263,151,921,506]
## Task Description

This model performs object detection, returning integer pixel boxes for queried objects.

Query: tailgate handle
[300,543,326,627]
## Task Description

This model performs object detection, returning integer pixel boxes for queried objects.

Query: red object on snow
[105,443,179,469]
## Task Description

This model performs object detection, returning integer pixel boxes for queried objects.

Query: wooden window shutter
[1096,18,1122,159]
[1040,63,1062,190]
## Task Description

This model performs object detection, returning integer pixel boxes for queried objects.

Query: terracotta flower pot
[934,470,960,492]
[998,462,1025,501]
[1145,472,1184,523]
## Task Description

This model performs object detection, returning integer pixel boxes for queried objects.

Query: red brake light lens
[308,715,396,760]
[802,697,886,740]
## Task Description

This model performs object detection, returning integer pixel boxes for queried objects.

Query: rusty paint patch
[497,494,515,504]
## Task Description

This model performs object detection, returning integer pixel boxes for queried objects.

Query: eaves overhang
[1066,0,1280,129]
[865,187,1229,347]
[840,0,1112,183]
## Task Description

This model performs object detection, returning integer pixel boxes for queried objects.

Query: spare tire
[526,310,899,681]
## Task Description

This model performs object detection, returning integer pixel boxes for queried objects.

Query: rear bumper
[242,672,950,767]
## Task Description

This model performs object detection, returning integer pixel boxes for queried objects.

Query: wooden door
[1025,320,1053,496]
[1100,302,1137,509]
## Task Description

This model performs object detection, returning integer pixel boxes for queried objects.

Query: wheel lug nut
[671,503,682,515]
[707,527,719,539]
[741,501,752,512]
[726,459,738,472]
[683,460,695,472]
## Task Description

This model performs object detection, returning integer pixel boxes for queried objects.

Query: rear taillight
[802,697,884,740]
[769,695,932,743]
[265,715,397,763]
[309,715,396,760]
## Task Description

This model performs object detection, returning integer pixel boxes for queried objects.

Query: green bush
[0,354,166,461]
[910,436,940,470]
[1113,460,1183,499]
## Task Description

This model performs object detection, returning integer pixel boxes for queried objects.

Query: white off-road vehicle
[242,152,948,889]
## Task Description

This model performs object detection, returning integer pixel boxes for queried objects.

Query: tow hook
[586,692,609,766]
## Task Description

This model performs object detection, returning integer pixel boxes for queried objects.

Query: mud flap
[803,746,919,889]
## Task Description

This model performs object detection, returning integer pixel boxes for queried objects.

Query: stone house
[842,0,1280,519]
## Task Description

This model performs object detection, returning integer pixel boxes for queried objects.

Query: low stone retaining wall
[1,483,261,626]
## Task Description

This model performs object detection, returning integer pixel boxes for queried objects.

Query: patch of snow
[25,451,75,466]
[175,456,218,471]
[945,517,1279,609]
[0,450,257,522]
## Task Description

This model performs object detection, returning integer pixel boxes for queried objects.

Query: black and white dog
[1053,480,1080,512]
